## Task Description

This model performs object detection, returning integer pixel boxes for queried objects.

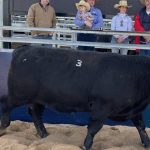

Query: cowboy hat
[76,0,90,11]
[114,0,132,9]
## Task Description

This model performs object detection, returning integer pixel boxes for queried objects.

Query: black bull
[0,45,150,150]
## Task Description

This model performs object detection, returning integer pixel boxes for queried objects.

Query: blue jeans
[111,36,129,55]
[31,35,52,48]
[139,43,150,56]
[77,33,97,51]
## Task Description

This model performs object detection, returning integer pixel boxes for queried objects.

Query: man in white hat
[134,0,150,56]
[111,0,133,55]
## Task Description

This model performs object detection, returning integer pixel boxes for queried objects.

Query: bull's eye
[76,59,82,67]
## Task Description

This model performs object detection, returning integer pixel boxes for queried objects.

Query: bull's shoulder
[12,45,32,59]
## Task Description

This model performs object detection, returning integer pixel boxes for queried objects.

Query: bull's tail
[0,95,8,103]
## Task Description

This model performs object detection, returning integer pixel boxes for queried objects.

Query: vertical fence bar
[0,0,3,49]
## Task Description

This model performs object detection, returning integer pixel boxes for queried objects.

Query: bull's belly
[47,103,89,113]
[109,104,147,122]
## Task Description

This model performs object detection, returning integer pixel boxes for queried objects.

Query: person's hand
[49,32,54,36]
[84,20,92,28]
[86,16,93,22]
[117,36,125,43]
[144,36,150,42]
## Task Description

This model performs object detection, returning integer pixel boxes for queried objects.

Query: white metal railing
[2,26,150,36]
[0,26,150,51]
[10,15,138,49]
[10,15,112,48]
[11,15,112,30]
[0,37,149,50]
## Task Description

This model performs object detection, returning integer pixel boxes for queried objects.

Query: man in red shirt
[134,0,150,55]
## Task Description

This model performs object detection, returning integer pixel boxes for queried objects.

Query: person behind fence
[134,0,150,56]
[74,0,103,51]
[75,0,93,29]
[111,0,133,55]
[26,0,56,48]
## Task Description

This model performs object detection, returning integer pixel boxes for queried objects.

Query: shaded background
[3,0,144,26]
[8,0,143,16]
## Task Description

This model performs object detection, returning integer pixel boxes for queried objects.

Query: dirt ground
[0,120,150,150]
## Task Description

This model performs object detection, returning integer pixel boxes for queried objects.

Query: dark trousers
[77,33,97,51]
[139,43,150,56]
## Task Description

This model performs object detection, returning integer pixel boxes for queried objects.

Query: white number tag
[76,59,82,67]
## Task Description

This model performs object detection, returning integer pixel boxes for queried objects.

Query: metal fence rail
[0,37,150,50]
[0,26,150,50]
[1,26,150,36]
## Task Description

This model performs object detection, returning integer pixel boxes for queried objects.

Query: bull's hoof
[80,146,86,150]
[0,128,6,136]
[143,142,150,148]
[37,131,49,138]
[80,146,92,150]
[41,132,49,138]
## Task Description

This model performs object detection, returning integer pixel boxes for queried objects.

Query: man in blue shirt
[75,0,103,50]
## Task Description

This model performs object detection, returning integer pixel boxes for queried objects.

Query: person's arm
[74,11,85,27]
[27,5,35,27]
[52,9,57,28]
[111,16,119,38]
[111,17,116,31]
[26,5,37,36]
[48,8,57,36]
[134,14,144,32]
[92,9,103,30]
[134,14,145,45]
[127,17,133,32]
[121,17,133,40]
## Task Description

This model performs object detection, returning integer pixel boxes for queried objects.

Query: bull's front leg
[82,120,103,150]
[0,107,11,136]
[28,103,48,138]
[132,113,150,148]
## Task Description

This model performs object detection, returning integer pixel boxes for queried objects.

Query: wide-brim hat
[76,0,90,11]
[139,0,145,5]
[114,0,132,9]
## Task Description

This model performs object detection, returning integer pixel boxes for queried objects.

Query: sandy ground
[0,120,150,150]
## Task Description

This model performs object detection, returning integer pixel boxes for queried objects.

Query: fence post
[0,0,3,49]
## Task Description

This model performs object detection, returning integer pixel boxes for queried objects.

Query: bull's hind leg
[0,111,10,136]
[28,103,48,138]
[0,96,11,135]
[83,120,103,150]
[0,96,11,128]
[132,113,150,148]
